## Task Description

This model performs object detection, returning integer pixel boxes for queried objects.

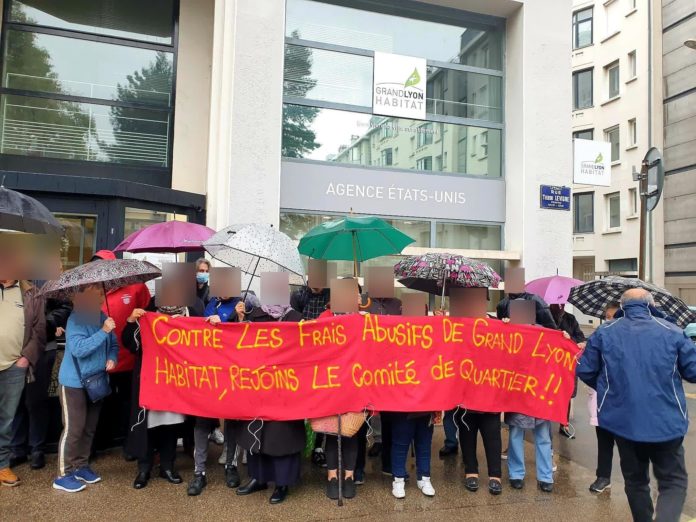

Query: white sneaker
[392,477,406,499]
[210,428,224,445]
[218,445,228,465]
[417,476,435,497]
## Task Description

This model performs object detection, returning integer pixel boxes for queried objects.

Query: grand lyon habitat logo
[580,152,605,179]
[374,67,425,111]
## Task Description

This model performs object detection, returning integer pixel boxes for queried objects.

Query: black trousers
[457,412,502,478]
[355,422,368,474]
[380,412,395,474]
[596,426,615,479]
[615,436,688,522]
[11,349,56,456]
[138,424,179,473]
[325,433,359,472]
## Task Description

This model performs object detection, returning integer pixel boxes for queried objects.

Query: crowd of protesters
[1,253,694,521]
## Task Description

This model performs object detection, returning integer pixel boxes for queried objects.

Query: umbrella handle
[102,282,111,317]
[337,414,343,507]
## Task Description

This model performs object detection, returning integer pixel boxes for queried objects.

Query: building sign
[373,52,427,120]
[280,160,505,222]
[573,139,612,186]
[540,185,571,210]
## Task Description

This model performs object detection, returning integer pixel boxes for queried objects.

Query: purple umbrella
[525,275,584,305]
[114,221,214,254]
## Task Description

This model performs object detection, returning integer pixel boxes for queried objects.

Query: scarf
[261,304,292,320]
[157,305,189,317]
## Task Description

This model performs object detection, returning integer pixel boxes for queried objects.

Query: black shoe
[368,442,382,457]
[326,478,339,500]
[225,465,241,488]
[270,486,288,504]
[187,473,207,496]
[159,469,183,484]
[439,445,458,458]
[312,450,327,468]
[343,477,356,499]
[488,479,502,495]
[538,481,553,493]
[30,452,45,470]
[236,478,268,496]
[9,455,28,468]
[589,477,611,493]
[559,425,575,439]
[510,479,524,489]
[133,471,150,489]
[464,476,479,492]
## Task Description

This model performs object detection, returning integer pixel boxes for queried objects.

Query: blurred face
[605,306,619,321]
[72,284,105,310]
[197,262,209,274]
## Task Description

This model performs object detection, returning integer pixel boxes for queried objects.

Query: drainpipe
[647,0,653,282]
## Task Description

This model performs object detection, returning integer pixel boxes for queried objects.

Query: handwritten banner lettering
[139,314,580,423]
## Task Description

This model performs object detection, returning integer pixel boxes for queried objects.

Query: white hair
[620,289,655,307]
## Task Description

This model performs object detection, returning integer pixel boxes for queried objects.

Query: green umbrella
[298,216,415,275]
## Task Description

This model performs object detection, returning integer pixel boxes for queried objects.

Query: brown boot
[0,467,21,487]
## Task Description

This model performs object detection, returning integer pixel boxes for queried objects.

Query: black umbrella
[0,183,63,235]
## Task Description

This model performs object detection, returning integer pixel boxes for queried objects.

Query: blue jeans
[508,422,553,483]
[391,414,433,480]
[443,409,457,449]
[0,363,27,468]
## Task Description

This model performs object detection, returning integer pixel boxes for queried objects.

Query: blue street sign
[540,185,571,211]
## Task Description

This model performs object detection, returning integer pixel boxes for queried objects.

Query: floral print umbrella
[40,259,161,300]
[394,253,502,295]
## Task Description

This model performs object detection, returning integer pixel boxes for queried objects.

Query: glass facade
[0,0,176,169]
[282,104,502,176]
[282,1,504,179]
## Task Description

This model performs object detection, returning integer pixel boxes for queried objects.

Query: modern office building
[0,0,573,283]
[570,0,655,302]
[656,0,696,303]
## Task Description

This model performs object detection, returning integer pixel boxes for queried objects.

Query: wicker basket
[310,412,366,437]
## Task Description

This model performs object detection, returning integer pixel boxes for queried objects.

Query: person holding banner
[232,301,305,505]
[187,293,247,496]
[121,295,204,490]
[390,412,436,499]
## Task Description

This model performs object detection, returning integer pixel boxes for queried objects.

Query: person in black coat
[10,296,72,470]
[496,292,557,330]
[231,304,305,505]
[121,296,205,490]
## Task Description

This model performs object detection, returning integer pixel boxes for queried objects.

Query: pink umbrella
[114,221,215,253]
[525,275,584,305]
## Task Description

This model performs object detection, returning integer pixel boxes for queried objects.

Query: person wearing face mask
[195,258,211,307]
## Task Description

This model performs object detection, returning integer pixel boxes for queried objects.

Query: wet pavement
[4,418,694,522]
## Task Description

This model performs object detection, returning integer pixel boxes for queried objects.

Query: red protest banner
[138,313,580,423]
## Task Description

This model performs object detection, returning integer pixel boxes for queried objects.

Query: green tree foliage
[282,32,320,158]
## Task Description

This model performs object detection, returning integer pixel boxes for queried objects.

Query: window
[607,62,620,98]
[0,0,176,169]
[435,155,443,170]
[381,148,393,166]
[605,0,621,36]
[608,258,637,272]
[629,187,638,215]
[572,8,593,49]
[573,129,594,140]
[286,0,504,70]
[628,51,637,79]
[628,118,637,147]
[605,126,620,162]
[416,156,432,171]
[417,123,434,148]
[480,131,489,157]
[607,192,621,229]
[574,193,594,233]
[435,223,502,250]
[425,66,503,123]
[55,214,97,270]
[573,69,593,110]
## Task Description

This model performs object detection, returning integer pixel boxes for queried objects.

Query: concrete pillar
[206,0,285,230]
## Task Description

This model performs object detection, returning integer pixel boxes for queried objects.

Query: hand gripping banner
[139,313,580,423]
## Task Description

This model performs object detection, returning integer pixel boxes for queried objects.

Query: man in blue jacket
[577,288,696,522]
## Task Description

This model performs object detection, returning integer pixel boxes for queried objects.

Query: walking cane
[337,414,343,506]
